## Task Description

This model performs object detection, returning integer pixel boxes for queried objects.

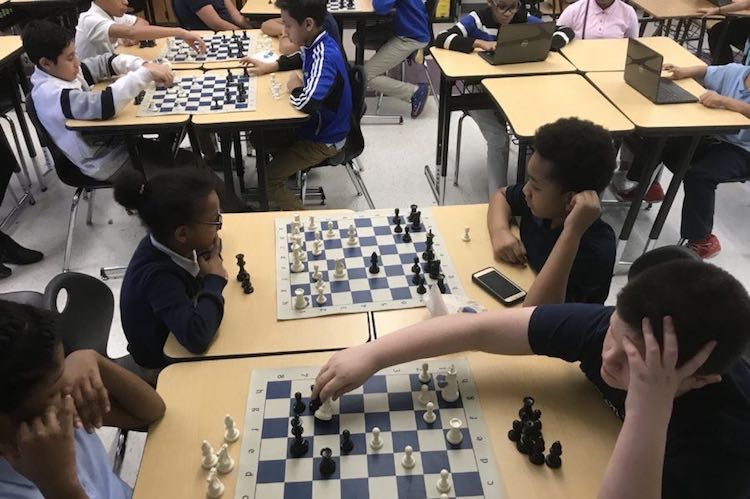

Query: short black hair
[0,300,61,412]
[113,168,218,242]
[617,260,750,374]
[275,0,326,26]
[22,20,74,66]
[533,117,616,194]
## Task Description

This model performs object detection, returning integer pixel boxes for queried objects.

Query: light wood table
[0,35,40,164]
[0,35,22,62]
[430,48,575,80]
[560,36,706,73]
[373,204,536,337]
[134,351,620,499]
[164,210,371,360]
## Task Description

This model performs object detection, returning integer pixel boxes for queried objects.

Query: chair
[25,93,114,273]
[43,272,135,476]
[297,65,375,208]
[0,290,44,307]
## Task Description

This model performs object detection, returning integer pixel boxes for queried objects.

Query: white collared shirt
[150,235,200,277]
[76,2,138,59]
[557,0,639,40]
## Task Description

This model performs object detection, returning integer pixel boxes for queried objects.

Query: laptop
[708,0,732,6]
[478,22,556,65]
[624,38,698,105]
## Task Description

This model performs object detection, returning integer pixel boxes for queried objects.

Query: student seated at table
[487,118,616,305]
[557,0,639,40]
[174,0,252,31]
[261,13,341,55]
[312,258,750,499]
[240,0,352,211]
[75,0,207,59]
[23,20,174,181]
[620,62,750,260]
[0,300,166,498]
[434,0,575,195]
[699,0,750,65]
[116,168,227,381]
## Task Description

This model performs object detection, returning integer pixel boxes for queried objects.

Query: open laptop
[624,38,698,104]
[478,22,556,65]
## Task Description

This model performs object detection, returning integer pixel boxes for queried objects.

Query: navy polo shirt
[174,0,233,30]
[505,183,616,304]
[529,304,750,499]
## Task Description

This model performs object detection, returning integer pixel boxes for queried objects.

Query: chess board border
[161,33,258,63]
[234,359,504,499]
[136,75,258,116]
[274,208,468,320]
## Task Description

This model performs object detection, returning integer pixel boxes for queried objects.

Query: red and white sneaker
[616,181,665,204]
[687,234,722,259]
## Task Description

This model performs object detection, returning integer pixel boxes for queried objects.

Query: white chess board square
[371,289,393,302]
[325,248,344,260]
[345,257,365,270]
[264,398,291,418]
[338,413,366,434]
[313,478,341,499]
[330,292,354,306]
[417,429,448,452]
[291,378,314,396]
[385,375,412,393]
[255,482,284,496]
[388,275,411,290]
[412,389,438,409]
[366,431,393,454]
[380,254,401,266]
[368,476,398,498]
[375,235,395,246]
[339,454,368,479]
[362,393,388,413]
[447,448,478,473]
[357,227,376,237]
[393,449,424,476]
[285,456,313,482]
[348,279,370,292]
[389,410,418,432]
[312,434,340,456]
[436,408,466,428]
[259,437,288,460]
[423,472,453,498]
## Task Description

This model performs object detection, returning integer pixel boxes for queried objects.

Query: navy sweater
[120,236,227,369]
[373,0,430,43]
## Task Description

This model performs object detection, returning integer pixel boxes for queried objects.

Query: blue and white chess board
[137,75,257,116]
[162,33,257,63]
[275,209,467,320]
[235,359,503,499]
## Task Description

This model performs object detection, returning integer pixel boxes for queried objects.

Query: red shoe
[617,181,665,203]
[687,234,722,259]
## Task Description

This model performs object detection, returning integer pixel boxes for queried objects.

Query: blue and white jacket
[374,0,430,43]
[278,30,352,145]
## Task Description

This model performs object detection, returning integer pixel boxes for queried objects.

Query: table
[560,36,706,73]
[0,36,39,167]
[191,68,307,209]
[587,71,750,264]
[134,350,620,499]
[163,210,371,360]
[482,74,634,182]
[424,48,576,205]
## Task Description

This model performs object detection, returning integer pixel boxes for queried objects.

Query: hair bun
[113,169,148,211]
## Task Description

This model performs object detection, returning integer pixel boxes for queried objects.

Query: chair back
[424,0,438,43]
[0,291,45,308]
[339,65,366,163]
[43,272,114,357]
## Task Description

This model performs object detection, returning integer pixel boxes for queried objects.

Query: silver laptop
[478,22,556,65]
[624,38,698,105]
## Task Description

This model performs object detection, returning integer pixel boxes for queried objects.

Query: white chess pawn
[316,287,327,305]
[312,264,322,281]
[462,226,471,242]
[417,384,430,406]
[311,239,323,257]
[293,288,308,310]
[370,427,383,450]
[307,216,317,231]
[419,362,431,383]
[293,213,301,227]
[423,402,436,424]
[326,221,335,238]
[347,224,357,246]
[314,398,333,420]
[216,444,234,474]
[206,467,224,498]
[223,414,240,443]
[441,365,460,403]
[291,242,307,262]
[436,469,452,493]
[290,251,304,273]
[401,445,416,469]
[201,440,218,469]
[314,275,325,291]
[446,418,464,445]
[314,230,322,243]
[440,495,449,499]
[333,258,346,278]
[291,224,302,242]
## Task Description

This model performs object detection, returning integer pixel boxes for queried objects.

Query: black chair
[298,65,375,208]
[0,290,44,307]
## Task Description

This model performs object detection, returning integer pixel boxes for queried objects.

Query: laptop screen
[624,39,663,102]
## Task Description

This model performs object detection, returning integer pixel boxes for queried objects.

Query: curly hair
[533,117,616,194]
[0,300,61,412]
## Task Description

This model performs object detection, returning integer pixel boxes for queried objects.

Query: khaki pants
[365,36,427,102]
[267,137,337,210]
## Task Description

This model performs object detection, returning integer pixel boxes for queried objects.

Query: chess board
[327,0,358,11]
[136,75,257,116]
[274,209,468,320]
[162,33,257,63]
[235,359,503,499]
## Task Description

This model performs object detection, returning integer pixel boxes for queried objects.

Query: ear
[38,56,55,72]
[677,373,722,395]
[174,225,190,245]
[562,191,576,213]
[304,17,315,31]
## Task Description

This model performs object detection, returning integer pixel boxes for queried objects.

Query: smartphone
[471,267,526,305]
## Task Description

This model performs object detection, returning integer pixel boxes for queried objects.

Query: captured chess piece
[224,414,240,443]
[462,226,471,242]
[216,444,234,473]
[507,419,523,442]
[241,276,254,294]
[201,440,218,469]
[341,429,354,454]
[546,441,562,468]
[206,467,225,498]
[529,436,545,465]
[319,447,336,476]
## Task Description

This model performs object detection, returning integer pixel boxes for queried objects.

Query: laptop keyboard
[657,78,697,103]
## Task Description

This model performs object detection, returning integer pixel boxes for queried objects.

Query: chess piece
[293,213,302,229]
[417,384,430,406]
[307,215,317,231]
[441,365,459,402]
[326,221,335,237]
[428,260,442,280]
[216,444,234,474]
[319,447,336,476]
[437,275,447,294]
[412,266,422,286]
[446,418,463,445]
[394,220,403,233]
[370,427,383,450]
[411,211,422,230]
[291,250,304,273]
[314,398,333,421]
[436,469,451,493]
[347,224,357,246]
[402,226,412,243]
[293,392,306,414]
[290,425,309,457]
[408,204,418,222]
[341,429,354,454]
[369,252,380,274]
[546,441,563,468]
[206,467,224,498]
[401,445,416,469]
[507,420,523,442]
[314,275,325,291]
[419,362,431,383]
[315,287,327,305]
[393,207,402,224]
[241,277,254,294]
[224,414,240,443]
[311,239,323,257]
[293,288,308,310]
[411,257,421,274]
[333,258,346,278]
[462,226,471,242]
[530,447,546,465]
[423,402,436,424]
[201,440,218,469]
[519,396,535,421]
[416,276,427,295]
[312,264,322,281]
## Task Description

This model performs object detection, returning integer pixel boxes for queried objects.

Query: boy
[174,0,252,31]
[622,62,750,259]
[313,259,750,499]
[241,0,352,211]
[557,0,639,40]
[75,0,207,59]
[699,0,750,64]
[23,20,174,181]
[0,300,166,498]
[487,118,616,305]
[434,0,574,195]
[364,0,430,118]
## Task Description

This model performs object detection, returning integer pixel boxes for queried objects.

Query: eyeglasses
[199,212,223,230]
[492,0,520,14]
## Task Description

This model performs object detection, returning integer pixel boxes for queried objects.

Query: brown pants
[267,138,337,211]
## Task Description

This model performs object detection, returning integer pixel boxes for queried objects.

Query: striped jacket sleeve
[434,11,490,53]
[289,43,339,115]
[551,25,575,50]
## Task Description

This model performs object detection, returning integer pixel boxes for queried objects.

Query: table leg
[435,74,450,166]
[218,131,235,197]
[9,64,36,159]
[254,130,269,211]
[516,140,528,184]
[125,135,144,172]
[423,74,452,204]
[697,18,707,55]
[655,19,665,36]
[355,20,365,66]
[232,132,246,192]
[187,124,204,166]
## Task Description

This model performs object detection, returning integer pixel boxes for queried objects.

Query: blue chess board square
[329,280,351,293]
[354,218,372,227]
[373,226,392,236]
[420,450,450,474]
[367,277,389,290]
[312,456,341,480]
[266,380,292,399]
[283,481,311,499]
[364,412,391,432]
[409,374,435,391]
[414,410,442,430]
[387,392,414,411]
[367,453,395,477]
[390,287,412,301]
[413,241,427,252]
[323,239,342,249]
[339,394,364,414]
[443,428,472,449]
[399,253,418,265]
[342,247,362,258]
[359,236,376,246]
[453,471,484,496]
[383,265,404,277]
[363,376,387,393]
[285,436,313,459]
[347,267,367,280]
[262,417,289,438]
[391,430,419,451]
[290,284,311,298]
[379,244,398,255]
[313,415,340,435]
[351,290,372,303]
[257,459,286,483]
[341,478,369,498]
[396,475,428,499]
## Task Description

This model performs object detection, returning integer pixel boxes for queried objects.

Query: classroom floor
[2,31,750,489]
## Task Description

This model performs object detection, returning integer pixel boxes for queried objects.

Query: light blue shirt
[0,429,132,499]
[704,63,750,152]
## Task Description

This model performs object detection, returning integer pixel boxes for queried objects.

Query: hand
[623,317,718,416]
[564,190,601,237]
[239,56,277,76]
[0,396,83,496]
[699,90,729,109]
[662,63,688,80]
[143,62,174,87]
[287,72,303,92]
[697,6,720,16]
[312,343,379,401]
[198,235,228,280]
[60,350,110,433]
[491,228,527,265]
[179,30,207,54]
[120,38,138,47]
[474,39,496,51]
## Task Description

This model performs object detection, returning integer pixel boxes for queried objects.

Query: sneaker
[616,181,665,203]
[410,83,429,118]
[687,233,722,259]
[0,232,43,265]
[0,262,10,279]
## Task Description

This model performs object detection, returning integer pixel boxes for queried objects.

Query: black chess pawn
[402,226,412,243]
[369,252,380,274]
[411,256,421,274]
[393,207,402,225]
[319,448,336,476]
[426,228,434,245]
[241,278,254,294]
[212,98,221,110]
[236,264,249,282]
[412,265,422,285]
[394,221,403,233]
[545,441,563,469]
[290,434,309,458]
[518,396,535,421]
[291,414,301,428]
[437,275,447,293]
[416,276,427,295]
[293,392,306,414]
[529,449,545,465]
[227,68,234,83]
[507,419,523,442]
[340,429,354,454]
